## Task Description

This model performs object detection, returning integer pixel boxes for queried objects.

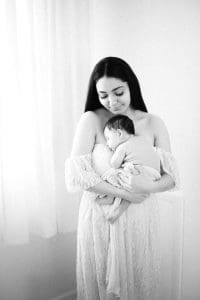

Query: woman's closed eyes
[99,91,124,100]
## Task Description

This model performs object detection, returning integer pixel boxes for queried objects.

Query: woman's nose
[108,95,118,106]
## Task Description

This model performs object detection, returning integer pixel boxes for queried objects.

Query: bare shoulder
[79,110,99,124]
[78,110,105,133]
[148,113,168,131]
[148,113,171,151]
[80,109,109,124]
[71,111,100,156]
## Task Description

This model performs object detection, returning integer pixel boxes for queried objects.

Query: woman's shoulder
[78,109,109,133]
[80,108,107,121]
[135,110,165,126]
[144,113,169,137]
[147,113,171,150]
[147,113,167,129]
[80,110,98,120]
[77,110,100,128]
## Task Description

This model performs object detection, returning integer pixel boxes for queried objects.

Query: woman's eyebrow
[98,86,124,93]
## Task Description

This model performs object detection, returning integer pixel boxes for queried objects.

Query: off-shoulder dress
[65,143,179,300]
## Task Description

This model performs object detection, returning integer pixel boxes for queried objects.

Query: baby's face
[104,127,121,150]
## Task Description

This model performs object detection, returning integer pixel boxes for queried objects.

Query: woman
[65,57,179,300]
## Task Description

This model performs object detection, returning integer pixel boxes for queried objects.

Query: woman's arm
[120,115,176,194]
[70,111,97,156]
[69,111,147,203]
[150,115,176,192]
[87,180,149,203]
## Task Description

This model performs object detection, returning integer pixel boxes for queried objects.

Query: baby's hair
[104,114,135,134]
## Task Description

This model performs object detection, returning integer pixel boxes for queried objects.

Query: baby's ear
[117,129,123,137]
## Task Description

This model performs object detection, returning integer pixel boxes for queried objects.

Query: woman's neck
[126,108,141,120]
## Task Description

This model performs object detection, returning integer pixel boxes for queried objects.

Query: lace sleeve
[65,153,102,192]
[156,148,180,191]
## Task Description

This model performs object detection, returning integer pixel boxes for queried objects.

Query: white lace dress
[65,144,179,300]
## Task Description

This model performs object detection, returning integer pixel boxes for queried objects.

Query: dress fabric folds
[65,145,180,300]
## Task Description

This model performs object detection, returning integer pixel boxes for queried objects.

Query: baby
[97,114,161,223]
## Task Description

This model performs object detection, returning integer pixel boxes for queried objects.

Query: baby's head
[104,114,135,150]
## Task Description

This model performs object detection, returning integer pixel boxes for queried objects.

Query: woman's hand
[124,190,150,204]
[96,195,114,205]
[118,172,154,194]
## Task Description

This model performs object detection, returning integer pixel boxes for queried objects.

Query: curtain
[0,0,92,244]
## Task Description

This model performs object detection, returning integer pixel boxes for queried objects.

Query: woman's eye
[115,92,124,97]
[99,95,107,99]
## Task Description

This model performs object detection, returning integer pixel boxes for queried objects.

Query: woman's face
[96,76,131,114]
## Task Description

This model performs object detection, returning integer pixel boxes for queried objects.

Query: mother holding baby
[65,57,179,300]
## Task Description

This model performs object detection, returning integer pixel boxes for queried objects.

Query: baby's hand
[106,200,130,223]
[96,195,114,205]
[106,208,124,224]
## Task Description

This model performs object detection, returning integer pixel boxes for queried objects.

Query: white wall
[88,0,200,298]
[0,233,76,300]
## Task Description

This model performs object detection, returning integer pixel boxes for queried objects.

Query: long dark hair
[84,57,148,112]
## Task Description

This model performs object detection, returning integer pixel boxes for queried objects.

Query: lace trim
[65,153,102,192]
[156,147,180,191]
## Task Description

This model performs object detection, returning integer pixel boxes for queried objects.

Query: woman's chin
[110,106,127,114]
[110,106,122,112]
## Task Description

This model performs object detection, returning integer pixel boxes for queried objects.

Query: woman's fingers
[133,193,149,203]
[96,195,114,205]
[106,209,123,223]
[127,192,149,203]
[121,173,153,194]
[117,175,133,190]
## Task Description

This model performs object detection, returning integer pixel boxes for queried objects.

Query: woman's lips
[110,105,122,111]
